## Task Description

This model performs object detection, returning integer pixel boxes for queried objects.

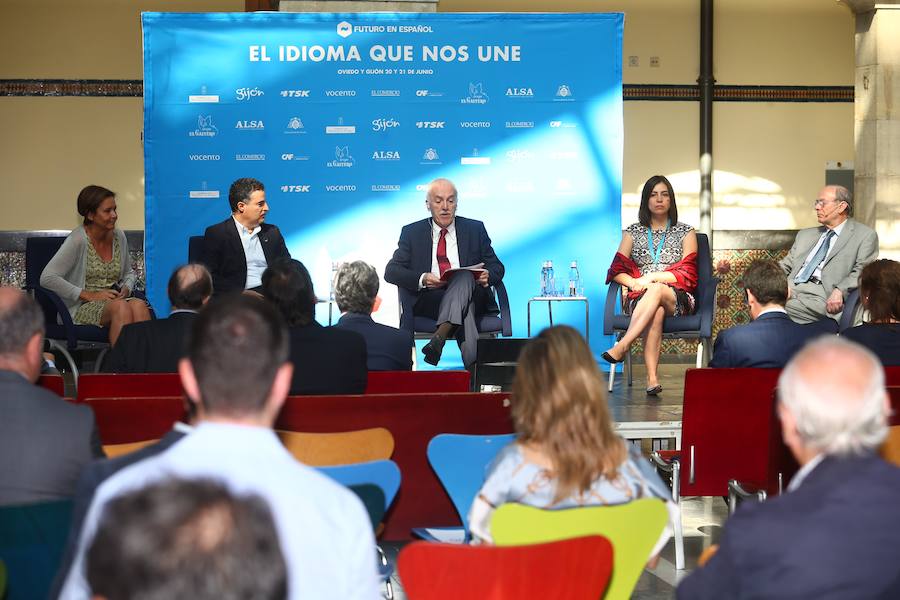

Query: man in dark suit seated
[103,264,212,373]
[202,177,291,295]
[709,260,829,368]
[678,337,900,599]
[0,287,103,505]
[335,260,413,371]
[384,178,505,367]
[261,258,367,395]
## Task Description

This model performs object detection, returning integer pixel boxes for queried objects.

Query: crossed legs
[101,299,152,346]
[606,283,676,390]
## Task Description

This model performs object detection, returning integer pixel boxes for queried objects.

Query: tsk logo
[416,121,445,129]
[372,150,400,161]
[461,82,489,105]
[280,185,311,193]
[189,154,219,161]
[280,89,310,98]
[236,87,264,101]
[372,118,400,132]
[337,21,353,38]
[188,115,218,137]
[326,146,354,168]
[505,87,534,98]
[235,120,264,130]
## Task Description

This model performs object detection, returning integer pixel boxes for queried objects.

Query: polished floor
[383,362,729,599]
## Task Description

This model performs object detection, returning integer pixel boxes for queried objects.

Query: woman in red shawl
[604,175,698,394]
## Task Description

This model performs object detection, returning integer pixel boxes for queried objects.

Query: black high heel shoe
[601,350,625,364]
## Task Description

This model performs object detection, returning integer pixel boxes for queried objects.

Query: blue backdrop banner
[143,11,623,365]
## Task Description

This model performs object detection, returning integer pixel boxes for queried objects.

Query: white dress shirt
[799,220,846,281]
[417,219,460,289]
[59,422,380,600]
[233,216,268,289]
[786,453,825,492]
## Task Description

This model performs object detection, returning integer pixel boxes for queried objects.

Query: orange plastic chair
[276,427,394,466]
[398,536,613,600]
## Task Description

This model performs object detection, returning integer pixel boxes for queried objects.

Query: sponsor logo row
[190,83,576,104]
[187,147,580,165]
[188,115,576,137]
[188,179,579,197]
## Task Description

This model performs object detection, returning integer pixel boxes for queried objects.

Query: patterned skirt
[625,286,696,317]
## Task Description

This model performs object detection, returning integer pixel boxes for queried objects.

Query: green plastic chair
[491,498,669,600]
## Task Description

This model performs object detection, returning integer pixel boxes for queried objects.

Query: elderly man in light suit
[779,185,878,324]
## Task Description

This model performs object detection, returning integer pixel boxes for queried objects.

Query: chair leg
[48,340,79,389]
[672,460,685,570]
[695,341,703,369]
[626,347,633,387]
[94,347,110,373]
[607,362,616,392]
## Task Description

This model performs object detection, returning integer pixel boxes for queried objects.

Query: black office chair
[602,233,719,391]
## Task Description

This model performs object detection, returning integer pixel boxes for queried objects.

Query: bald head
[778,337,888,458]
[425,178,458,229]
[168,264,213,311]
[0,287,45,381]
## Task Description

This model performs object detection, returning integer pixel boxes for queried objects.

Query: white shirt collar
[233,215,260,236]
[827,219,847,236]
[787,453,825,492]
[757,306,788,317]
[430,218,456,235]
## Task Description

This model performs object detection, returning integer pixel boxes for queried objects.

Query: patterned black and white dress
[624,221,696,316]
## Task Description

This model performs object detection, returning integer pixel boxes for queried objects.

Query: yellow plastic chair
[103,439,158,458]
[276,427,394,466]
[491,498,669,600]
[880,425,900,466]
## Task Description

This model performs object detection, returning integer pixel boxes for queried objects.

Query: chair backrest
[694,232,713,297]
[398,536,614,600]
[0,499,73,600]
[77,373,183,402]
[880,426,900,466]
[491,499,668,600]
[80,396,187,444]
[36,375,65,397]
[188,235,206,264]
[24,236,67,326]
[427,433,516,529]
[276,428,394,466]
[103,438,160,458]
[364,370,470,394]
[316,460,402,529]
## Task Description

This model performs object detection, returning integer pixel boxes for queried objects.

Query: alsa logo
[235,120,264,130]
[280,185,311,193]
[372,118,400,132]
[505,87,534,98]
[372,150,400,161]
[337,21,353,38]
[416,121,445,129]
[236,87,264,101]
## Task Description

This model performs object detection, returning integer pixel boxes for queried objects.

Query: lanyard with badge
[647,220,670,271]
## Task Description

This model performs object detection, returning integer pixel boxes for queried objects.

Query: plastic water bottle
[540,261,550,296]
[329,261,339,301]
[568,261,581,297]
[546,260,556,296]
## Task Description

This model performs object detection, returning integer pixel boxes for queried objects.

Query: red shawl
[606,252,698,301]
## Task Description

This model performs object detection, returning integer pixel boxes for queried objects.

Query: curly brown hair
[511,325,626,503]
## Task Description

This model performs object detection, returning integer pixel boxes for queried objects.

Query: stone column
[844,1,900,259]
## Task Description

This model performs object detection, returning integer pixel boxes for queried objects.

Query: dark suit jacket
[336,312,413,371]
[202,217,290,295]
[677,454,900,599]
[0,370,104,506]
[842,323,900,366]
[709,311,829,369]
[287,322,367,395]
[384,216,505,330]
[102,311,198,373]
[51,428,188,598]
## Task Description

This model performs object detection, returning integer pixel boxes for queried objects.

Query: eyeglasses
[813,199,841,208]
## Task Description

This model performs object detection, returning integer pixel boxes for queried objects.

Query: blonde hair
[512,326,626,502]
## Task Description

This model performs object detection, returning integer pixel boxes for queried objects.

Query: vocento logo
[325,184,357,192]
[460,121,490,129]
[280,185,311,193]
[337,21,353,38]
[416,121,445,129]
[372,118,400,132]
[280,89,311,98]
[236,87,264,101]
[189,154,220,161]
[189,115,218,137]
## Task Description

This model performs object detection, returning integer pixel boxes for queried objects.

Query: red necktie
[436,228,451,276]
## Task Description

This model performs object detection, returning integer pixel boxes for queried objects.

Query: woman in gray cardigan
[40,185,151,345]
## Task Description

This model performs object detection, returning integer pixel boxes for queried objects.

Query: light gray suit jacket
[780,218,878,300]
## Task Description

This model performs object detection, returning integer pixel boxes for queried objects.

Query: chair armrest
[839,287,860,332]
[28,285,78,349]
[493,281,512,337]
[699,276,720,338]
[396,286,417,333]
[650,450,680,472]
[603,281,622,336]
[727,479,767,515]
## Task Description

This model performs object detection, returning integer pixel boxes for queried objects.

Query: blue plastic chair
[413,432,516,542]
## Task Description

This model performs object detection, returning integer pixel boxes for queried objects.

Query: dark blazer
[51,428,188,599]
[287,322,367,395]
[709,311,830,369]
[202,217,291,295]
[384,216,504,330]
[336,312,414,371]
[677,454,900,599]
[0,370,104,506]
[842,323,900,366]
[102,311,198,373]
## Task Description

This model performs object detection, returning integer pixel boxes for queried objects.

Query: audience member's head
[334,261,379,315]
[858,259,900,324]
[228,177,265,213]
[638,174,678,227]
[0,287,45,382]
[86,478,287,600]
[77,185,115,226]
[261,258,317,327]
[778,336,889,462]
[168,264,213,311]
[512,325,625,502]
[740,260,789,317]
[180,294,290,424]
